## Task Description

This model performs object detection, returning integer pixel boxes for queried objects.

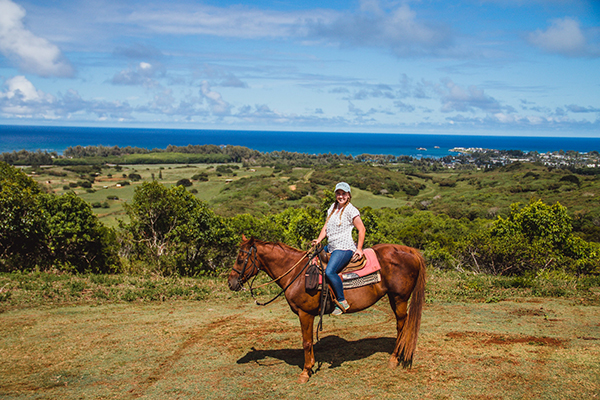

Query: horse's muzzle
[228,271,242,291]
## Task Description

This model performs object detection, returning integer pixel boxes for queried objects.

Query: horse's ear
[242,234,247,241]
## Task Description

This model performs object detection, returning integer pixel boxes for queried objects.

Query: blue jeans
[324,248,353,302]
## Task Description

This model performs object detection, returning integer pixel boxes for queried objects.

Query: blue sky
[0,0,599,136]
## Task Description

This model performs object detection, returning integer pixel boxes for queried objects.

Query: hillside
[20,158,599,241]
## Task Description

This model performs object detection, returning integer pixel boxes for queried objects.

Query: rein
[237,244,321,306]
[250,250,309,290]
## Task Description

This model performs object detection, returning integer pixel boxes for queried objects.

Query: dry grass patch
[1,297,598,399]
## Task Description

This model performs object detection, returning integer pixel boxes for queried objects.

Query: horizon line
[2,123,600,139]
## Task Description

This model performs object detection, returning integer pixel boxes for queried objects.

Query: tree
[121,181,235,275]
[491,199,571,249]
[462,199,597,275]
[271,207,322,248]
[228,214,285,243]
[0,162,119,273]
[0,162,47,270]
[39,192,120,273]
[176,178,192,187]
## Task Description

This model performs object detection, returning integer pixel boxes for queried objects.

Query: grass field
[34,163,274,226]
[1,270,599,399]
[351,187,411,209]
[26,162,440,226]
[27,161,600,231]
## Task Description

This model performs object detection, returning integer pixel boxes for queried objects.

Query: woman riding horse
[228,235,426,383]
[312,182,365,315]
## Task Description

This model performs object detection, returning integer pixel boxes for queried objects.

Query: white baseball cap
[335,182,351,193]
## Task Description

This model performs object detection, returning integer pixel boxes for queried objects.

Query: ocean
[1,125,599,158]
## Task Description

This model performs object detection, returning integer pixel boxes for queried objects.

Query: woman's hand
[352,215,366,261]
[352,248,364,261]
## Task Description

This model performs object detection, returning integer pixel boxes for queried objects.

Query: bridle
[231,245,261,287]
[232,243,322,306]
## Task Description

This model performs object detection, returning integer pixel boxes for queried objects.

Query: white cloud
[128,4,321,39]
[200,81,231,116]
[135,89,207,118]
[0,75,133,119]
[0,75,56,115]
[1,75,52,102]
[394,100,415,112]
[195,64,248,88]
[305,1,453,57]
[111,62,163,87]
[117,1,452,58]
[528,17,599,57]
[0,0,74,77]
[237,104,280,119]
[438,79,503,113]
[566,104,600,113]
[344,83,396,101]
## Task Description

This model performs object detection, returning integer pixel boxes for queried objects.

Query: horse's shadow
[237,335,396,371]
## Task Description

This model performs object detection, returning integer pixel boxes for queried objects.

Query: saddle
[306,248,381,291]
[318,251,367,273]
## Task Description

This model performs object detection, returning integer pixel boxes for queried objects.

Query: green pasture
[35,163,276,226]
[28,161,600,229]
[350,187,410,209]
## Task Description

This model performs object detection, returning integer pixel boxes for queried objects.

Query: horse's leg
[298,310,315,383]
[387,293,408,369]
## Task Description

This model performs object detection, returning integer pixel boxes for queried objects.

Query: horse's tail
[398,249,426,368]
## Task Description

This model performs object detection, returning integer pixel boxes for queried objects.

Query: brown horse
[228,236,426,383]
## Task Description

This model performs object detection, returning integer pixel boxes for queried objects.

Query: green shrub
[459,199,597,275]
[191,173,209,181]
[0,162,120,273]
[1,162,47,271]
[176,178,192,187]
[559,175,580,185]
[120,181,236,276]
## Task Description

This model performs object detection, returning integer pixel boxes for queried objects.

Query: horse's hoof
[388,357,399,369]
[297,373,310,384]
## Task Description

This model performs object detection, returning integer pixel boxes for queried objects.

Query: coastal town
[442,147,600,169]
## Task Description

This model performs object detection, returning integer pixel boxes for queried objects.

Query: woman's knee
[325,267,338,280]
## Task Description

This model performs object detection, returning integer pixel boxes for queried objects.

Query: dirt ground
[1,297,599,399]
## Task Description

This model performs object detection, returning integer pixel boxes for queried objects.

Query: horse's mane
[246,238,304,253]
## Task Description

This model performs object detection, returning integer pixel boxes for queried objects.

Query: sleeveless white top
[325,202,360,252]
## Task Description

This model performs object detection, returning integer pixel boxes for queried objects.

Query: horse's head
[228,235,261,291]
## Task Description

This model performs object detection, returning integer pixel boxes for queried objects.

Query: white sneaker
[332,300,350,315]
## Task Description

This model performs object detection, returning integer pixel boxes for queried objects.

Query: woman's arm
[311,224,327,247]
[352,215,366,260]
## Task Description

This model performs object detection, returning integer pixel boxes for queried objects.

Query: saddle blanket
[316,248,382,289]
[341,248,380,280]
